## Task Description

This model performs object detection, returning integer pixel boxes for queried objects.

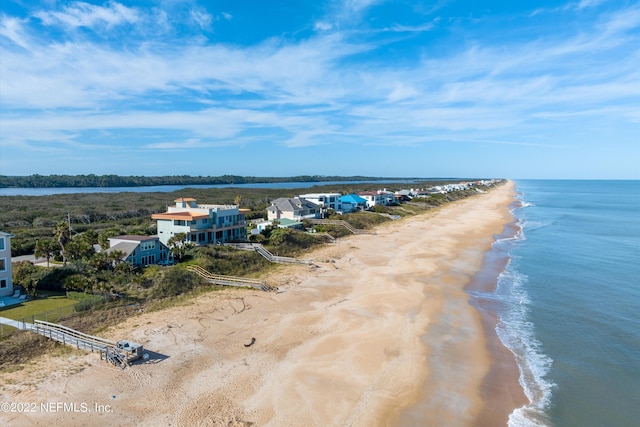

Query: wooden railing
[187,265,275,291]
[306,219,374,235]
[33,320,116,353]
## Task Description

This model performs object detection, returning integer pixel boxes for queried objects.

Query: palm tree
[34,238,57,268]
[53,221,71,266]
[167,232,188,261]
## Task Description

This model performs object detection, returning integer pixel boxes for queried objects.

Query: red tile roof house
[152,197,247,246]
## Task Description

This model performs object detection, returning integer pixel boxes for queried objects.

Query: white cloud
[35,1,139,30]
[1,0,638,166]
[386,83,418,102]
[386,20,437,33]
[190,8,213,30]
[315,21,333,31]
[578,0,606,10]
[0,16,30,49]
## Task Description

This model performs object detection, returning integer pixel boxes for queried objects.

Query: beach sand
[0,181,523,427]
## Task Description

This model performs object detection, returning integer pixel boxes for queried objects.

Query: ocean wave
[497,267,555,427]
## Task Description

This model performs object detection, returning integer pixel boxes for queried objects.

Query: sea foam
[497,203,555,427]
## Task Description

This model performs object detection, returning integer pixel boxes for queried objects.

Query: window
[0,258,5,271]
[0,237,4,250]
[0,279,6,288]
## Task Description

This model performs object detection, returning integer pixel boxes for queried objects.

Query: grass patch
[0,295,78,321]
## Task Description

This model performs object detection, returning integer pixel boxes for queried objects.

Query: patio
[0,291,27,308]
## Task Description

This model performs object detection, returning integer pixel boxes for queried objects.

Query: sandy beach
[0,181,523,427]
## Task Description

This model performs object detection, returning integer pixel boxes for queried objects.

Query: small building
[254,218,304,233]
[267,197,321,221]
[152,198,247,246]
[105,235,170,267]
[0,231,14,297]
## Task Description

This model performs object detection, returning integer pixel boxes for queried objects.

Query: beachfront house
[357,190,395,208]
[298,193,342,214]
[0,232,14,297]
[338,194,367,213]
[267,197,321,221]
[105,235,170,267]
[152,198,247,246]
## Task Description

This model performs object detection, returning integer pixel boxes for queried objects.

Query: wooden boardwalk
[187,265,276,291]
[32,320,116,353]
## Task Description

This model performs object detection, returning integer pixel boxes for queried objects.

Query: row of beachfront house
[104,181,501,265]
[3,180,501,272]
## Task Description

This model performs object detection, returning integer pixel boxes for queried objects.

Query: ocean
[480,180,639,426]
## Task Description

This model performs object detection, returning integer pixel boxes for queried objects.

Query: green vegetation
[0,174,405,188]
[0,294,77,321]
[0,179,469,256]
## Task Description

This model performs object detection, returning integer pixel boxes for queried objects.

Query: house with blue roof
[339,194,367,213]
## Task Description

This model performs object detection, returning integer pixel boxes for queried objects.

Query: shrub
[149,268,200,299]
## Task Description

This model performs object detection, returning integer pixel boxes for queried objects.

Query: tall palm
[53,220,71,266]
[34,238,57,268]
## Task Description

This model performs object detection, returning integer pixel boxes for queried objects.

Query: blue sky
[0,0,638,179]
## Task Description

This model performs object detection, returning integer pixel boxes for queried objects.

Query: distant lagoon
[0,179,425,197]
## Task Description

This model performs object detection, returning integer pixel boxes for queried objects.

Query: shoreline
[466,216,529,426]
[1,182,520,427]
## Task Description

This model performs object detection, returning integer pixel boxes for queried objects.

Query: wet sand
[466,219,529,427]
[0,181,522,427]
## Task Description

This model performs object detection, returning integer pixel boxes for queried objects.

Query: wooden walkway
[306,219,375,235]
[187,265,276,291]
[225,243,314,266]
[32,320,116,353]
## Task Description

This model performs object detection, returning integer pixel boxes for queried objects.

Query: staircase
[187,265,275,291]
[307,219,374,235]
[101,346,130,369]
[225,243,314,266]
[253,245,313,265]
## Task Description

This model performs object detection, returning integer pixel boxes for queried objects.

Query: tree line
[0,174,390,188]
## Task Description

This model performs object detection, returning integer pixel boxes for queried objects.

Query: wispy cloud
[34,1,139,30]
[0,0,638,177]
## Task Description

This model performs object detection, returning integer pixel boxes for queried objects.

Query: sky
[0,0,638,179]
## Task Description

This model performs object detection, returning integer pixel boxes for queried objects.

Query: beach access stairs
[186,265,276,291]
[32,319,117,353]
[306,219,375,235]
[224,243,314,266]
[0,317,139,369]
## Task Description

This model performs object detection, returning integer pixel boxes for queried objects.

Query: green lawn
[0,294,78,322]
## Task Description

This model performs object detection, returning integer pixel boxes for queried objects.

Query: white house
[0,232,14,297]
[152,197,247,246]
[298,193,342,212]
[357,190,395,208]
[106,235,170,267]
[267,197,321,221]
